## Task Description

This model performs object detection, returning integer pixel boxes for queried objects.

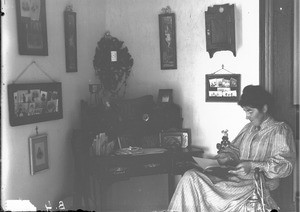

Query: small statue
[161,6,172,14]
[216,129,230,153]
[65,3,73,12]
[104,31,112,39]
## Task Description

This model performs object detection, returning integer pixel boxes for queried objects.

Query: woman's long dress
[168,117,295,212]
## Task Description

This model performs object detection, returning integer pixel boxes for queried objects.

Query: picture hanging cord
[12,60,57,84]
[211,64,234,75]
[35,126,39,135]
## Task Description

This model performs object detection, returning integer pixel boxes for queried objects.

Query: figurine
[216,129,230,153]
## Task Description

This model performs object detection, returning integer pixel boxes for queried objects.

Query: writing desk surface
[90,146,204,179]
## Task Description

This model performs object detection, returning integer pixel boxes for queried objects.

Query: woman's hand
[215,153,231,165]
[215,152,240,166]
[229,162,252,176]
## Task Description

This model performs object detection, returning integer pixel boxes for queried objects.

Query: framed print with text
[64,9,77,72]
[16,0,48,55]
[159,13,177,70]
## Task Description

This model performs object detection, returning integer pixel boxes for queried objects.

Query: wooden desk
[89,146,204,211]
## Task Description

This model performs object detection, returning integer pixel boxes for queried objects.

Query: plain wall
[2,0,106,209]
[105,0,259,154]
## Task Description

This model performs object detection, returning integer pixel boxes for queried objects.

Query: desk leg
[168,173,175,202]
[91,176,98,211]
[99,182,107,212]
[91,176,109,212]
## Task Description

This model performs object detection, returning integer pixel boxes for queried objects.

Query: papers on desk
[114,147,167,155]
[92,133,115,156]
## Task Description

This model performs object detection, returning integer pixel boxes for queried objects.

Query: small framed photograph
[29,134,49,175]
[159,131,183,149]
[157,89,173,104]
[177,128,191,148]
[16,0,48,55]
[159,13,177,70]
[206,74,241,102]
[7,82,63,126]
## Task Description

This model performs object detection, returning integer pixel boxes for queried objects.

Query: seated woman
[168,85,296,212]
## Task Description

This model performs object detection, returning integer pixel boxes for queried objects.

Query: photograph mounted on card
[206,74,241,102]
[8,82,63,126]
[178,128,191,148]
[16,0,48,55]
[157,89,173,104]
[29,133,49,175]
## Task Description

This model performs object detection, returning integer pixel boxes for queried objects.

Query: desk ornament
[216,129,230,153]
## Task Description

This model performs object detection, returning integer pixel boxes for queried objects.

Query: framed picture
[29,134,49,175]
[177,128,191,148]
[64,9,77,72]
[16,0,48,55]
[159,131,183,149]
[157,89,173,104]
[206,74,241,102]
[159,13,177,69]
[7,82,63,126]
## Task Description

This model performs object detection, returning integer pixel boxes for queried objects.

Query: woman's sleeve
[216,124,250,163]
[223,124,251,156]
[251,123,296,179]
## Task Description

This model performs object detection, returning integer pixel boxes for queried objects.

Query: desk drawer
[101,154,171,178]
[106,157,132,180]
[132,154,171,176]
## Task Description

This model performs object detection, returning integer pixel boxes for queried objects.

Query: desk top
[93,146,204,159]
[90,146,204,180]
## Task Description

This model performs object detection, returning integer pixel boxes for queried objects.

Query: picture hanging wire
[211,64,234,75]
[12,60,57,84]
[35,126,39,135]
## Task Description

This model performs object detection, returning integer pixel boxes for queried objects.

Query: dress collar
[251,116,273,131]
[260,116,273,130]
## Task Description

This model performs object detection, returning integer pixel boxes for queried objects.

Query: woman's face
[242,106,267,126]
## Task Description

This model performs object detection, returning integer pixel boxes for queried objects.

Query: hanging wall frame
[206,74,241,102]
[64,4,77,72]
[29,133,49,175]
[205,66,241,102]
[16,0,48,55]
[8,82,63,126]
[159,6,177,69]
